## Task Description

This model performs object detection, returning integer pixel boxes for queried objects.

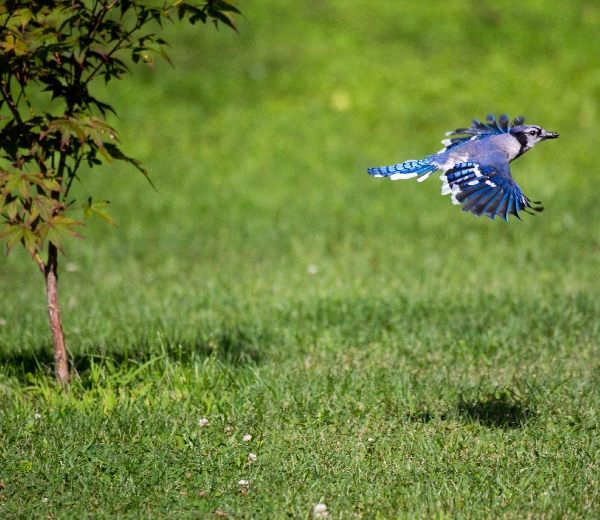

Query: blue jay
[367,115,559,221]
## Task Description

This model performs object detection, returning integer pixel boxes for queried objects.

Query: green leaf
[4,173,25,193]
[17,176,31,200]
[211,0,242,14]
[103,142,156,191]
[19,8,33,30]
[38,215,84,255]
[22,226,37,257]
[82,198,117,227]
[1,172,61,205]
[0,221,38,257]
[30,195,55,222]
[5,200,19,222]
[207,6,239,33]
[39,178,62,193]
[0,223,24,255]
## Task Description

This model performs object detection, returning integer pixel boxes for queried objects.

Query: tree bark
[44,243,70,384]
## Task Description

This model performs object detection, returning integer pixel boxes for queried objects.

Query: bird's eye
[529,130,536,136]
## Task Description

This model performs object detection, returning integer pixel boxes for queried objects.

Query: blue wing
[441,114,525,150]
[441,162,543,221]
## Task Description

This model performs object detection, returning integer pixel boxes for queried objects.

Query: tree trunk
[44,243,70,384]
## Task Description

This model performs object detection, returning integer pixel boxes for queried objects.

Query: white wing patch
[389,172,418,180]
[417,171,436,182]
[440,177,461,205]
[439,162,485,205]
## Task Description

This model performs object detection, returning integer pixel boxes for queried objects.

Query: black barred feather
[442,162,543,221]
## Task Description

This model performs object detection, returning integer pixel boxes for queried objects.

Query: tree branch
[0,77,48,174]
[82,17,145,86]
[0,1,19,33]
[55,149,68,199]
[0,77,32,149]
[62,153,83,202]
[34,252,46,274]
[72,1,109,88]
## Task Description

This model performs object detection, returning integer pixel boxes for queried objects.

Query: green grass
[2,0,600,517]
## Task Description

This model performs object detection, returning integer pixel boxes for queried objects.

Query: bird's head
[510,125,559,156]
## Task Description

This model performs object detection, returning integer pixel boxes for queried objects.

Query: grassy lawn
[2,0,600,517]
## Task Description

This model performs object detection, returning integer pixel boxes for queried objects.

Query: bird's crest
[441,114,525,150]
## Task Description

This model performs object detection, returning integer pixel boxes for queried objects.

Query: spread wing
[441,114,525,151]
[440,162,543,221]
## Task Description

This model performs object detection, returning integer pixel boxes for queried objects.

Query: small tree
[0,0,240,383]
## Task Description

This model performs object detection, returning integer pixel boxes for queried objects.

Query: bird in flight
[367,114,559,221]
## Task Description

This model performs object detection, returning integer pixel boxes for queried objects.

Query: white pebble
[314,503,329,517]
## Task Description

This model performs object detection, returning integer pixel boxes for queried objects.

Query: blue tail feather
[367,158,438,180]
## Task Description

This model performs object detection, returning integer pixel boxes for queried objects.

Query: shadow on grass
[402,388,537,428]
[1,345,56,378]
[182,329,263,366]
[456,388,536,429]
[2,326,263,382]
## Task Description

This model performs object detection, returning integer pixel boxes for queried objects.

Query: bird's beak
[542,130,559,139]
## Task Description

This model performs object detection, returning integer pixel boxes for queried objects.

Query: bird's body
[367,115,559,221]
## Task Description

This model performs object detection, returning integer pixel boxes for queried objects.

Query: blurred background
[1,0,599,357]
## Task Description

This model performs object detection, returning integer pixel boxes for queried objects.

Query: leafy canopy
[0,0,239,257]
